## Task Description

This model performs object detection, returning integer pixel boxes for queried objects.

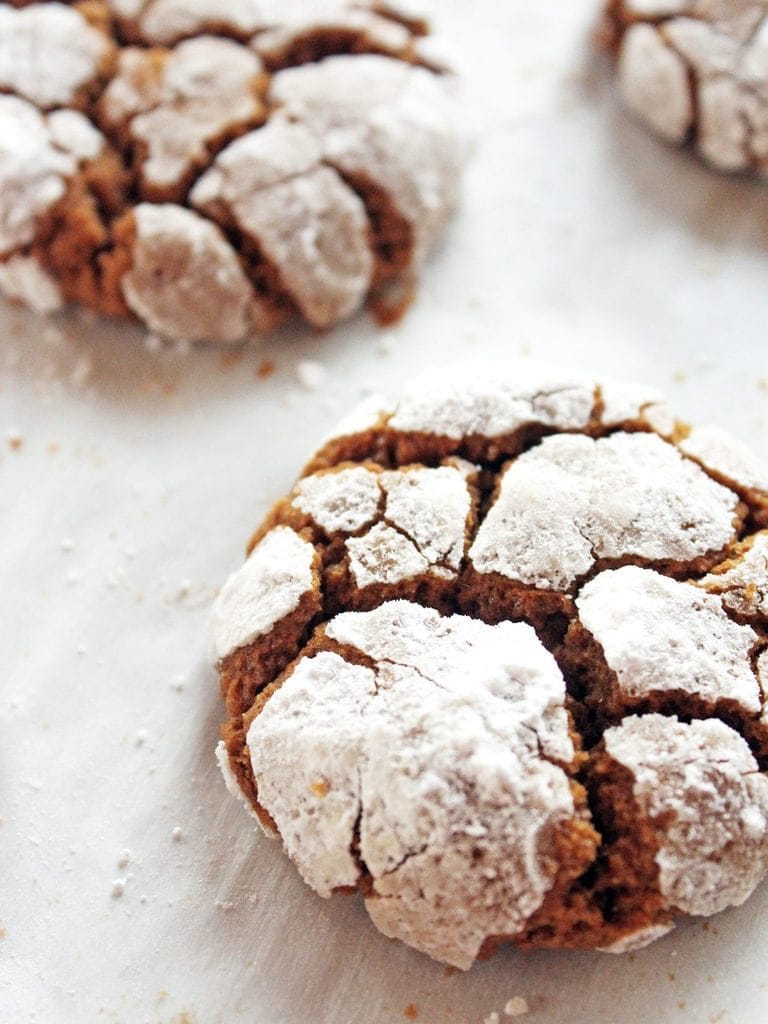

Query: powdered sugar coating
[611,1,768,174]
[470,432,740,591]
[0,255,63,314]
[248,601,576,969]
[210,526,317,662]
[294,464,472,585]
[389,361,599,440]
[0,3,109,110]
[679,424,768,494]
[699,532,768,618]
[293,466,382,534]
[0,96,104,257]
[102,37,263,195]
[270,55,467,260]
[193,116,374,328]
[111,0,418,46]
[254,9,412,65]
[618,23,693,143]
[577,566,761,711]
[122,203,255,342]
[605,714,768,916]
[598,922,676,954]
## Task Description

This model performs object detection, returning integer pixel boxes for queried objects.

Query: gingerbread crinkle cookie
[602,0,768,174]
[0,0,467,342]
[210,361,768,968]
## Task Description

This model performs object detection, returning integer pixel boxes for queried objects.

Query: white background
[2,1,768,1022]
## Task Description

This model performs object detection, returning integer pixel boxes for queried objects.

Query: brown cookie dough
[210,360,768,969]
[0,1,467,342]
[601,1,768,174]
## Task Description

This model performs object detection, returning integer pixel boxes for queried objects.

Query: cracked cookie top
[602,0,768,174]
[0,0,467,342]
[211,360,768,968]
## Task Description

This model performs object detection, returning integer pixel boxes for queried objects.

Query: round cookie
[211,360,768,969]
[601,1,768,174]
[0,1,467,342]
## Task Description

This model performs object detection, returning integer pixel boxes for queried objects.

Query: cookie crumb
[111,878,126,898]
[117,849,131,869]
[256,359,275,380]
[403,1005,418,1020]
[171,827,183,843]
[504,997,529,1017]
[134,729,148,748]
[215,900,235,912]
[484,1013,500,1024]
[309,778,330,798]
[296,359,327,391]
[7,430,23,451]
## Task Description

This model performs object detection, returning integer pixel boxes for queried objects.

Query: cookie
[601,1,768,174]
[211,361,768,969]
[0,2,466,341]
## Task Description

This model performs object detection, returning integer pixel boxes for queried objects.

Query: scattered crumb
[117,849,131,869]
[757,377,768,394]
[7,429,23,451]
[76,644,87,657]
[309,778,330,798]
[504,997,529,1017]
[296,359,327,391]
[111,878,127,898]
[671,370,687,385]
[0,927,6,940]
[175,578,192,600]
[443,965,459,977]
[403,1005,418,1021]
[709,1012,727,1024]
[134,729,148,748]
[215,900,235,912]
[256,359,275,380]
[484,1013,500,1024]
[172,827,183,843]
[667,972,676,982]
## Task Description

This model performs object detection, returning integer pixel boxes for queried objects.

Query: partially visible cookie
[0,1,467,342]
[601,1,768,174]
[211,360,768,968]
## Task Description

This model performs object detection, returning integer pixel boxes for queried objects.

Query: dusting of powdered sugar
[270,54,467,259]
[577,566,761,712]
[102,37,263,194]
[0,255,63,314]
[679,424,768,494]
[294,464,472,586]
[699,532,768,618]
[388,361,599,440]
[470,432,740,591]
[604,714,768,916]
[247,601,576,969]
[293,466,382,534]
[0,96,105,257]
[598,922,676,954]
[0,3,109,110]
[209,526,317,662]
[122,203,255,342]
[254,9,412,65]
[192,117,373,328]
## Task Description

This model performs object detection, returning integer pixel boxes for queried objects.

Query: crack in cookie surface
[0,0,467,341]
[211,360,768,967]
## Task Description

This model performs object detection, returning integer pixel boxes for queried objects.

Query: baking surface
[2,1,768,1022]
